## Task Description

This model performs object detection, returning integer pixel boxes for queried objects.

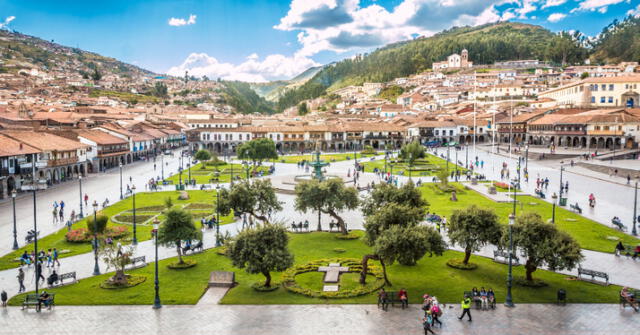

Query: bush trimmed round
[335,233,360,240]
[99,275,146,289]
[251,282,280,292]
[167,259,197,269]
[515,277,548,288]
[332,248,346,253]
[446,258,478,270]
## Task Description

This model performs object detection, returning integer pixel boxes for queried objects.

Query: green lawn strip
[274,152,380,164]
[0,190,234,271]
[166,163,270,184]
[420,183,639,253]
[10,231,622,306]
[361,153,467,176]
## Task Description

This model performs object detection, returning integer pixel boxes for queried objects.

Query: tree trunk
[249,211,269,224]
[525,259,536,281]
[176,241,183,264]
[379,258,391,286]
[262,270,272,287]
[360,254,378,284]
[110,269,128,286]
[317,207,322,232]
[325,209,347,235]
[463,248,472,264]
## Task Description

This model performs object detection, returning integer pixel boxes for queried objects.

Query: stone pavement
[0,303,638,335]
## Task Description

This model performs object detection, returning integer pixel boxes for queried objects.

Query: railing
[97,147,129,155]
[587,130,624,136]
[555,130,586,135]
[0,168,9,176]
[47,157,78,167]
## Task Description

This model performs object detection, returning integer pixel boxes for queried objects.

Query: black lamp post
[446,144,450,171]
[465,143,469,168]
[632,182,638,236]
[32,182,40,298]
[551,192,558,224]
[152,218,162,309]
[455,145,459,180]
[215,185,221,247]
[505,213,515,308]
[119,162,123,199]
[161,153,165,181]
[78,175,84,219]
[132,185,138,245]
[187,162,191,187]
[384,150,389,175]
[11,190,18,250]
[92,200,100,276]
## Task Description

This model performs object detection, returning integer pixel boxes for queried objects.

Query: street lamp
[558,165,565,207]
[505,213,515,308]
[178,166,183,187]
[525,145,529,173]
[446,144,450,171]
[11,190,18,250]
[551,192,558,224]
[161,152,165,181]
[92,200,100,276]
[187,162,191,187]
[78,175,84,218]
[455,145,459,180]
[632,182,638,236]
[119,162,123,199]
[31,179,42,299]
[152,218,162,309]
[215,185,221,247]
[132,185,138,245]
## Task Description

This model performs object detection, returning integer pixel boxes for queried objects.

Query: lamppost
[11,190,18,250]
[551,192,558,224]
[558,166,565,206]
[215,185,222,247]
[455,145,459,180]
[132,185,138,245]
[92,201,100,276]
[446,144,450,171]
[78,175,84,218]
[632,182,638,236]
[187,163,191,187]
[119,162,123,199]
[505,213,515,308]
[32,181,40,298]
[178,166,183,186]
[161,153,165,181]
[525,145,529,173]
[152,218,162,309]
[465,143,469,169]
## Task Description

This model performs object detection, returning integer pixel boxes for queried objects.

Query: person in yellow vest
[458,295,472,322]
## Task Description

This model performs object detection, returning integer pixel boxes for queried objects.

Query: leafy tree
[377,85,404,102]
[448,205,501,265]
[157,208,202,265]
[294,178,359,234]
[100,243,134,285]
[237,138,278,167]
[227,223,294,287]
[399,141,425,170]
[505,212,583,282]
[436,168,449,186]
[86,214,108,235]
[361,182,427,217]
[90,67,102,81]
[152,82,168,98]
[194,149,212,164]
[580,72,589,79]
[297,102,309,115]
[218,179,282,223]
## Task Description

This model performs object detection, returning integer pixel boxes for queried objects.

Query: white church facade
[432,49,473,71]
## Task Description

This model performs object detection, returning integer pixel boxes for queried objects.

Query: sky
[1,0,639,82]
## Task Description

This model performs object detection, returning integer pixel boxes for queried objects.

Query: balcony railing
[587,130,624,136]
[47,157,78,167]
[555,130,586,135]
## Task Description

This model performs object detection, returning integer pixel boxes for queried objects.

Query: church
[432,49,473,71]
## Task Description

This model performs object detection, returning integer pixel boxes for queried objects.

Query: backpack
[423,320,431,330]
[431,305,441,316]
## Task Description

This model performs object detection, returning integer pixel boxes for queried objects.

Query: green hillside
[276,22,588,111]
[250,65,324,101]
[218,81,275,114]
[591,16,640,64]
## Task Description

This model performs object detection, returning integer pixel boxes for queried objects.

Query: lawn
[419,183,639,253]
[166,162,270,185]
[9,231,625,306]
[361,153,467,177]
[0,190,234,271]
[275,152,380,164]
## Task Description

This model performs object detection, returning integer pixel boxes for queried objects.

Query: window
[608,96,613,103]
[609,84,614,91]
[601,84,606,91]
[435,130,439,135]
[591,96,596,103]
[592,85,598,91]
[600,96,605,103]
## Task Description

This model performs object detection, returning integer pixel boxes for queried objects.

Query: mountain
[276,21,590,111]
[0,29,153,78]
[250,65,325,102]
[591,16,640,64]
[218,81,275,114]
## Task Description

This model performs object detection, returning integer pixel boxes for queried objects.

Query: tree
[157,208,202,265]
[361,182,427,217]
[90,67,102,81]
[294,178,359,234]
[86,214,108,235]
[194,149,212,165]
[399,141,425,169]
[436,168,449,186]
[227,223,294,287]
[297,102,309,115]
[101,243,134,285]
[152,82,168,98]
[218,179,282,223]
[506,212,583,282]
[448,205,501,265]
[237,138,278,167]
[580,72,589,79]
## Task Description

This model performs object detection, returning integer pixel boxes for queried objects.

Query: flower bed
[65,226,129,243]
[281,258,385,299]
[99,275,146,289]
[111,214,156,224]
[167,259,197,269]
[184,203,214,210]
[251,281,280,292]
[446,258,478,270]
[125,206,165,213]
[493,182,510,190]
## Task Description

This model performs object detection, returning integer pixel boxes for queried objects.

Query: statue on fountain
[309,140,329,181]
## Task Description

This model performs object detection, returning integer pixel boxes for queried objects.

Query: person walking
[458,295,472,321]
[422,314,435,335]
[430,303,443,327]
[0,290,7,307]
[17,268,26,292]
[36,261,45,284]
[84,194,89,207]
[52,207,58,224]
[53,248,60,267]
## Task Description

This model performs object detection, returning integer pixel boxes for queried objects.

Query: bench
[611,218,627,232]
[534,189,546,199]
[577,266,609,285]
[425,214,441,223]
[378,291,408,309]
[329,222,340,232]
[22,293,55,311]
[620,289,640,311]
[127,256,147,269]
[182,241,204,254]
[493,250,520,266]
[290,223,309,232]
[620,244,636,258]
[569,203,582,214]
[49,272,77,287]
[464,290,496,309]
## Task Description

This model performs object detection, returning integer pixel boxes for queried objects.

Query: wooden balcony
[587,130,624,136]
[47,157,78,167]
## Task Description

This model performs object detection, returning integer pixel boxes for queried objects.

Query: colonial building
[432,49,473,71]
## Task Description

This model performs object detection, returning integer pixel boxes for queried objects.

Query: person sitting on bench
[621,287,639,311]
[39,291,52,308]
[47,271,59,287]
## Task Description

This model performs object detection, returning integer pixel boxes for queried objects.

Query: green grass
[419,183,639,253]
[9,231,625,306]
[361,153,467,176]
[166,163,270,184]
[275,152,380,164]
[0,190,234,271]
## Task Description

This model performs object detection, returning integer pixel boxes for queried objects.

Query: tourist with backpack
[430,303,443,327]
[422,314,435,334]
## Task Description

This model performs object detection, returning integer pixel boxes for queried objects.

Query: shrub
[335,233,360,240]
[167,259,197,269]
[493,182,510,190]
[86,215,109,235]
[333,248,346,253]
[251,281,280,292]
[446,258,478,270]
[66,226,128,243]
[361,145,376,155]
[164,197,174,209]
[99,275,146,289]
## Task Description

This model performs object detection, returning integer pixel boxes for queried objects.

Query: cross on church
[317,263,350,283]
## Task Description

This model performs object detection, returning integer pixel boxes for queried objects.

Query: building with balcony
[0,134,41,198]
[76,130,130,172]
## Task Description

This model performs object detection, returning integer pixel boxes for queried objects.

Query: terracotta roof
[529,114,571,125]
[75,130,128,145]
[1,131,89,151]
[0,134,41,157]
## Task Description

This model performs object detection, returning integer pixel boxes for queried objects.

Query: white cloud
[547,13,567,22]
[541,0,566,8]
[516,0,538,19]
[0,16,15,29]
[166,52,319,82]
[168,14,197,27]
[573,0,626,12]
[628,4,640,17]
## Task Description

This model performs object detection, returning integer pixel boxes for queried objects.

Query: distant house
[432,49,473,71]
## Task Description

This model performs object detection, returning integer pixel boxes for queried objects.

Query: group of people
[19,248,60,269]
[51,200,66,224]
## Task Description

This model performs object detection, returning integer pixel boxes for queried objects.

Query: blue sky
[1,0,639,82]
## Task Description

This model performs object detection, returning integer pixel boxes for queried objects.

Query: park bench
[379,291,408,309]
[493,250,520,266]
[182,241,204,254]
[425,214,441,224]
[569,203,582,214]
[127,256,147,269]
[577,266,609,285]
[22,293,55,311]
[620,289,640,311]
[464,290,495,309]
[49,272,77,288]
[611,218,627,232]
[620,244,636,258]
[534,189,546,199]
[199,184,212,190]
[329,222,340,232]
